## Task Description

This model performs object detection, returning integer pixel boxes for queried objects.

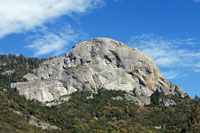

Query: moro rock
[11,38,186,106]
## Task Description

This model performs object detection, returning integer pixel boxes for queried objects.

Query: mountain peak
[70,38,126,51]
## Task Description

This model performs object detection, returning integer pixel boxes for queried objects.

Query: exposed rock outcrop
[158,98,176,107]
[11,38,186,106]
[28,116,60,130]
[10,109,60,130]
[2,70,15,75]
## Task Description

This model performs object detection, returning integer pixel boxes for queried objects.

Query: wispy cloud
[162,71,180,80]
[26,24,88,57]
[0,0,104,38]
[128,34,200,79]
[194,0,200,3]
[113,0,122,2]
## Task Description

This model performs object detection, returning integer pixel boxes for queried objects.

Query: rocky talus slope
[11,38,186,106]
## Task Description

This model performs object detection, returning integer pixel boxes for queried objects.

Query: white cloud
[0,0,104,38]
[26,24,87,57]
[162,71,180,79]
[128,34,200,79]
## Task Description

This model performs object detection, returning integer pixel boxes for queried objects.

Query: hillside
[0,40,200,132]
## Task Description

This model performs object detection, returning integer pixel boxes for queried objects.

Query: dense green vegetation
[0,54,200,132]
[0,54,52,132]
[0,54,43,89]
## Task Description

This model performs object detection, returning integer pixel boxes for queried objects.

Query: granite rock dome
[11,38,186,106]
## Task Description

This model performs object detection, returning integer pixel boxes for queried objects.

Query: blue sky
[0,0,200,97]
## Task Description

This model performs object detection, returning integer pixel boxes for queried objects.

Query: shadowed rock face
[11,38,186,106]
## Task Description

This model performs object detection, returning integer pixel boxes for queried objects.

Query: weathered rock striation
[11,38,186,106]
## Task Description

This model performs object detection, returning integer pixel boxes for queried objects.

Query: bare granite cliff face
[11,38,186,106]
